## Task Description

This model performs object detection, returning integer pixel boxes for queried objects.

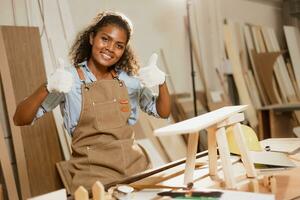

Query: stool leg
[216,127,236,189]
[74,186,88,200]
[184,132,199,185]
[207,127,218,177]
[92,181,105,200]
[233,123,257,177]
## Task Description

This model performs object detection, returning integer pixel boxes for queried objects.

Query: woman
[13,11,170,193]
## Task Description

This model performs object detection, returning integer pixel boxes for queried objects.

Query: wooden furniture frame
[154,105,257,189]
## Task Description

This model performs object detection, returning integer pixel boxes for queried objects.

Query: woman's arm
[13,83,49,126]
[156,82,171,118]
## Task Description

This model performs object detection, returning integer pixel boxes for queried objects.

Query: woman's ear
[89,32,94,45]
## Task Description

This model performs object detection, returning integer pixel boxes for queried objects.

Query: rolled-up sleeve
[35,93,64,119]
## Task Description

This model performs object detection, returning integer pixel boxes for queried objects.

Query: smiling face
[88,24,128,70]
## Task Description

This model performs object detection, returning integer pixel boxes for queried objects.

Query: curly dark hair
[69,11,140,75]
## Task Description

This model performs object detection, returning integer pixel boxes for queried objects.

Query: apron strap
[76,66,86,81]
[111,69,124,87]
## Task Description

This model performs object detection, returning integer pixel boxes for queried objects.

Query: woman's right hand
[46,58,74,93]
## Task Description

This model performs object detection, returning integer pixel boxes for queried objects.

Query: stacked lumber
[223,21,300,129]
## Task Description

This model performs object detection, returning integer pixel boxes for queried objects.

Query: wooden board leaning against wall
[224,21,300,138]
[0,26,64,198]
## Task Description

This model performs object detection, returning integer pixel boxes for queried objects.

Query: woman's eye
[116,44,124,49]
[101,37,108,42]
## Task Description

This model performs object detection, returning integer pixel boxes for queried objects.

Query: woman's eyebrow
[101,32,126,44]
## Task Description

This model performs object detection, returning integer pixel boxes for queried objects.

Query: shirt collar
[79,61,122,82]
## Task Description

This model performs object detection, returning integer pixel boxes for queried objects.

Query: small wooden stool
[154,105,257,189]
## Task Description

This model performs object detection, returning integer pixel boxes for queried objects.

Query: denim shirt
[36,61,160,135]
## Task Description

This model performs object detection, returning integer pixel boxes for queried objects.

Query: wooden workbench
[129,151,300,200]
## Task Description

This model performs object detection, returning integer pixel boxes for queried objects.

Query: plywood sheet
[0,26,64,197]
[154,105,247,136]
[260,138,300,154]
[0,123,18,200]
[243,25,268,105]
[223,23,258,128]
[284,26,300,91]
[262,27,296,101]
[250,151,296,167]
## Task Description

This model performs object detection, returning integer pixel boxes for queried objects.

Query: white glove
[138,53,165,88]
[46,58,74,93]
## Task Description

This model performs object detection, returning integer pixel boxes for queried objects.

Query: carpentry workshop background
[1,0,300,199]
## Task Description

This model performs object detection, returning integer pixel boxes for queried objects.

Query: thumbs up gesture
[46,58,74,93]
[138,53,165,88]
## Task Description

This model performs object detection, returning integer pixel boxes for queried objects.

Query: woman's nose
[106,42,114,52]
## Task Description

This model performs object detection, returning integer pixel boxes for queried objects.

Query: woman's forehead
[97,24,128,42]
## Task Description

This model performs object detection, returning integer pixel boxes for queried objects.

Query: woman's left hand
[138,53,165,88]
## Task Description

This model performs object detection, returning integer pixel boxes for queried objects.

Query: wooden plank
[184,132,199,185]
[251,51,282,105]
[252,26,283,104]
[155,105,248,136]
[0,123,19,200]
[0,26,64,197]
[104,151,208,189]
[270,28,296,100]
[147,117,187,162]
[262,27,295,102]
[0,26,31,199]
[223,23,258,128]
[286,61,300,100]
[284,26,300,91]
[243,25,268,105]
[137,139,165,168]
[137,112,169,163]
[217,113,245,128]
[250,151,295,167]
[260,138,300,154]
[246,70,262,108]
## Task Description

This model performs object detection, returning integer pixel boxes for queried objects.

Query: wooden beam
[0,123,19,200]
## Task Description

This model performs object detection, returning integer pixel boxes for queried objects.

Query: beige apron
[61,68,150,194]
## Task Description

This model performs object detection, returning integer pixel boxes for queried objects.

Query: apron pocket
[94,100,125,130]
[87,141,126,175]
